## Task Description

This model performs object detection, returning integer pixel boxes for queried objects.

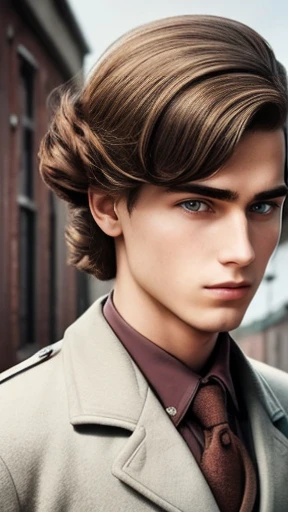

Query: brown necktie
[192,381,257,512]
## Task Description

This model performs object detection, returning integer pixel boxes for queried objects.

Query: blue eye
[180,200,210,212]
[250,203,276,214]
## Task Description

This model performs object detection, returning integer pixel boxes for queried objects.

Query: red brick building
[0,0,89,370]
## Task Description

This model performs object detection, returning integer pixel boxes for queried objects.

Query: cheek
[127,225,205,294]
[129,214,179,254]
[255,224,280,265]
[124,220,164,270]
[127,212,211,274]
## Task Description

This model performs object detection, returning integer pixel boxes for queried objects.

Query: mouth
[204,282,252,300]
[206,281,251,289]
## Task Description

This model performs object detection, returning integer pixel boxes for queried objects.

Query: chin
[216,315,246,333]
[197,309,247,334]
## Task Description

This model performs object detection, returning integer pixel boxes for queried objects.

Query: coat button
[166,406,177,417]
[37,346,53,358]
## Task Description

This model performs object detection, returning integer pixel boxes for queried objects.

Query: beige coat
[1,296,288,512]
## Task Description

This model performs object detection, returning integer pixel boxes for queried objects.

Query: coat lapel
[234,345,288,512]
[112,387,219,512]
[63,297,220,512]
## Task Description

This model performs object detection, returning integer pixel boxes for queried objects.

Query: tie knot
[192,381,228,429]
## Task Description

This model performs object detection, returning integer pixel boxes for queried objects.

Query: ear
[88,187,122,237]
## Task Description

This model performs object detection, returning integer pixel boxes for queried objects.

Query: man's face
[115,129,286,334]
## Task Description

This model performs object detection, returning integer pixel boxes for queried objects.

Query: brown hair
[39,15,288,280]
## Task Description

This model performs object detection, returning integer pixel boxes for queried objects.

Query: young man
[1,15,288,512]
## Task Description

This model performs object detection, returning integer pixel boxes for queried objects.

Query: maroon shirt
[103,291,255,465]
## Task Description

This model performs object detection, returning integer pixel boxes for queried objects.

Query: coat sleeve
[0,456,21,512]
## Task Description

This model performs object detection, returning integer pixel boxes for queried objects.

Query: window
[49,192,57,344]
[17,53,37,352]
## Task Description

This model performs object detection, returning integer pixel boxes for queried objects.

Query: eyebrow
[165,184,288,202]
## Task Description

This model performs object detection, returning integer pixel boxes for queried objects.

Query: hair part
[39,15,288,280]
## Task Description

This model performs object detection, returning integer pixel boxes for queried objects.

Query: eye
[179,200,211,213]
[250,202,278,215]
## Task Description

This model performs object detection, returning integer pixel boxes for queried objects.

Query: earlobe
[88,187,122,237]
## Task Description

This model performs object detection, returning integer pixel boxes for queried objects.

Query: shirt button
[220,430,231,447]
[166,406,177,417]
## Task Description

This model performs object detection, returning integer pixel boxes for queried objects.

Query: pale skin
[89,129,287,372]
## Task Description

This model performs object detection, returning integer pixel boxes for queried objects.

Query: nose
[218,214,255,267]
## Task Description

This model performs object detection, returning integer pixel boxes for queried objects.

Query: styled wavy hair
[39,15,288,280]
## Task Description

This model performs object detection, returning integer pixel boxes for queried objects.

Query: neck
[113,281,218,373]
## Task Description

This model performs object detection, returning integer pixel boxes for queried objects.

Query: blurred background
[0,0,288,372]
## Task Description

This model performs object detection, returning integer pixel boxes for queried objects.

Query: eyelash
[178,199,281,215]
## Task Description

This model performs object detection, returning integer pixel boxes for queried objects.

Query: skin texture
[89,130,287,371]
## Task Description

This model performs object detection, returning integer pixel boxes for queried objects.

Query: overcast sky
[68,0,288,75]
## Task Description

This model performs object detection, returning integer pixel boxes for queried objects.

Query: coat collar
[62,295,288,512]
[62,295,146,430]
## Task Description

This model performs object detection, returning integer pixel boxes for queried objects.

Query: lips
[204,282,252,300]
[206,281,251,289]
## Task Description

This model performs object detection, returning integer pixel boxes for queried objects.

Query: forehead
[203,129,286,187]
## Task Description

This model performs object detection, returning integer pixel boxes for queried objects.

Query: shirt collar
[103,291,239,426]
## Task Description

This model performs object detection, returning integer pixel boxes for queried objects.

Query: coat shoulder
[0,340,65,510]
[0,339,65,465]
[0,341,63,386]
